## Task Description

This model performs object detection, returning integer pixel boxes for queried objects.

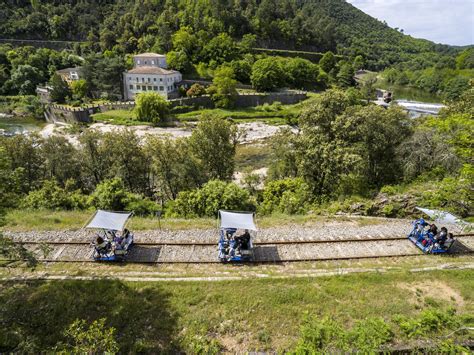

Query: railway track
[11,234,474,264]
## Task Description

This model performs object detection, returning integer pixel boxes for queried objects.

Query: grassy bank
[2,209,390,232]
[1,270,472,352]
[91,109,152,126]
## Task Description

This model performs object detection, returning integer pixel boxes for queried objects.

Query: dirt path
[2,262,473,282]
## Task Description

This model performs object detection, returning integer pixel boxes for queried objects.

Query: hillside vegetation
[0,0,457,69]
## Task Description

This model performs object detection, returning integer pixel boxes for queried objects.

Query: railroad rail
[8,234,474,264]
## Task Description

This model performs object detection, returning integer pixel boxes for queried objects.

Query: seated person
[235,229,251,250]
[428,224,438,237]
[95,236,109,254]
[435,227,448,246]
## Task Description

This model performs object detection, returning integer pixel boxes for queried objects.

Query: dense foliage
[0,0,458,71]
[1,83,472,218]
[0,114,239,215]
[266,86,473,216]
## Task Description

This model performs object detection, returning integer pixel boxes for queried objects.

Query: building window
[142,78,145,83]
[129,85,133,90]
[153,78,156,82]
[145,60,147,65]
[159,86,164,91]
[153,86,158,91]
[136,78,139,82]
[128,77,131,81]
[137,60,141,64]
[152,60,155,65]
[160,78,163,82]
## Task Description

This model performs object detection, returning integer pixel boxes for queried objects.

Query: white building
[123,53,182,100]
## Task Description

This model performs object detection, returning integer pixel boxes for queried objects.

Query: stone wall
[45,105,95,123]
[45,91,308,123]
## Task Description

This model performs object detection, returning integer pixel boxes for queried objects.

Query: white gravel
[39,121,295,145]
[6,218,422,244]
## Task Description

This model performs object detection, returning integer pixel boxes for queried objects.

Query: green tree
[337,63,355,87]
[319,51,336,73]
[230,58,252,84]
[135,92,170,125]
[239,33,257,53]
[359,72,377,103]
[101,130,152,195]
[260,178,311,215]
[82,53,126,100]
[284,58,320,89]
[456,48,474,69]
[166,50,192,73]
[145,137,205,200]
[10,64,43,95]
[189,115,238,181]
[0,133,44,194]
[49,73,71,103]
[202,33,238,65]
[251,58,285,91]
[77,130,111,190]
[353,55,365,70]
[209,66,237,108]
[71,79,88,100]
[41,135,80,185]
[172,26,197,55]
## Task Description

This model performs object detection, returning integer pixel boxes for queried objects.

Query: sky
[346,0,474,46]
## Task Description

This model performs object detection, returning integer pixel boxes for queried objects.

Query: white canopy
[85,210,132,231]
[416,207,462,224]
[219,210,257,231]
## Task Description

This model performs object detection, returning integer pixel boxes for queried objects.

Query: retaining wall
[45,92,308,123]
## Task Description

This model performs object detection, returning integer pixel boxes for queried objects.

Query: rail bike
[85,210,135,261]
[218,210,257,262]
[407,207,463,254]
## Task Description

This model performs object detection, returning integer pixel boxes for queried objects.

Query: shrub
[380,185,398,196]
[186,83,207,97]
[420,165,473,217]
[394,308,459,338]
[260,178,311,215]
[292,316,393,353]
[171,180,256,217]
[88,178,158,215]
[21,180,87,210]
[347,318,393,352]
[292,316,347,353]
[59,318,119,354]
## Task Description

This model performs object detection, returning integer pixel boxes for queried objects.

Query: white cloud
[347,0,474,45]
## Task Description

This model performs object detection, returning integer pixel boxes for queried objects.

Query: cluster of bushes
[170,180,255,218]
[20,178,158,216]
[292,308,469,353]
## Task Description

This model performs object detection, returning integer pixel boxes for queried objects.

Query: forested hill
[0,0,456,69]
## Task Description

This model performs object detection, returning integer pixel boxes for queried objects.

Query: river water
[394,100,445,117]
[0,113,44,135]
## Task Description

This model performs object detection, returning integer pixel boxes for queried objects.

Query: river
[0,113,45,135]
